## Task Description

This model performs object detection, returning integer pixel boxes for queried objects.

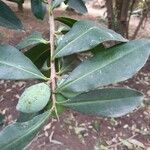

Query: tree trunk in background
[132,9,147,39]
[17,0,24,12]
[105,0,114,29]
[120,0,130,38]
[105,0,131,38]
[18,3,23,12]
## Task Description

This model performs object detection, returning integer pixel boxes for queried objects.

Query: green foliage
[0,0,23,30]
[52,0,65,9]
[53,20,128,58]
[63,88,143,117]
[16,31,49,49]
[0,1,150,149]
[25,43,49,67]
[0,45,47,80]
[56,17,77,27]
[57,39,150,96]
[17,83,51,113]
[0,111,50,150]
[31,0,46,20]
[67,0,87,14]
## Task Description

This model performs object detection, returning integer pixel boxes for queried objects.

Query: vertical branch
[105,0,114,29]
[120,0,130,38]
[131,10,147,39]
[131,1,149,39]
[47,0,57,116]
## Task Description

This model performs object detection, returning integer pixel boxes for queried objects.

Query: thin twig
[47,0,59,120]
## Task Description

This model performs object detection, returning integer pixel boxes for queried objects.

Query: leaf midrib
[0,61,45,80]
[1,113,49,150]
[65,96,142,106]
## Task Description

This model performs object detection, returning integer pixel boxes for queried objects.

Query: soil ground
[0,1,150,150]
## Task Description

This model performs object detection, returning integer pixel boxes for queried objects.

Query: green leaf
[53,20,127,58]
[52,0,65,9]
[0,0,23,30]
[16,32,49,49]
[31,0,46,20]
[56,17,77,27]
[63,88,143,117]
[57,39,150,94]
[17,83,51,113]
[0,111,50,150]
[68,0,87,14]
[0,44,47,80]
[24,43,50,69]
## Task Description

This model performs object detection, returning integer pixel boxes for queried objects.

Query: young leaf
[52,0,65,9]
[31,0,46,20]
[53,20,128,58]
[0,45,47,80]
[67,0,87,14]
[57,39,150,94]
[0,0,23,30]
[16,32,49,49]
[63,88,143,117]
[56,17,77,27]
[17,83,51,113]
[0,111,50,150]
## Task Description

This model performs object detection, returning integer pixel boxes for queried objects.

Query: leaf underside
[17,83,51,113]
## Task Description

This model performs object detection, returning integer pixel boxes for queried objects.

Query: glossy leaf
[56,17,77,27]
[17,83,51,113]
[63,88,143,117]
[52,0,65,9]
[68,0,87,14]
[0,45,47,80]
[53,20,127,58]
[0,111,50,150]
[0,0,23,30]
[57,39,150,94]
[17,32,48,49]
[31,0,46,20]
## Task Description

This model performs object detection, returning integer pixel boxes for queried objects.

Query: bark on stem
[48,0,57,110]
